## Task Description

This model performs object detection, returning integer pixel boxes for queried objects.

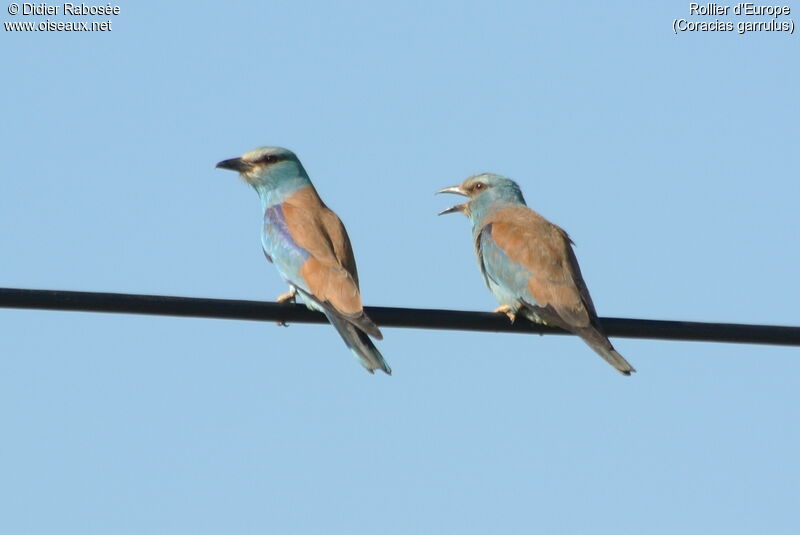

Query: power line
[1,287,799,347]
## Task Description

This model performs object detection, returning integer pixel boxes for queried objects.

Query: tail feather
[345,311,383,340]
[579,328,636,376]
[521,304,635,375]
[596,346,636,376]
[325,311,392,375]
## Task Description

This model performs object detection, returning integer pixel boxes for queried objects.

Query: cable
[1,287,799,346]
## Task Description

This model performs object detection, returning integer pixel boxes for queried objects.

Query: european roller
[216,146,391,375]
[438,173,635,375]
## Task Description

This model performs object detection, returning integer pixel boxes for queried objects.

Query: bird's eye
[473,182,485,191]
[263,155,276,163]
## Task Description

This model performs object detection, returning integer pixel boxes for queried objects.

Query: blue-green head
[216,146,313,204]
[437,173,526,224]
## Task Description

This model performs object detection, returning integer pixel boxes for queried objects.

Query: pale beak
[437,203,467,216]
[436,185,468,196]
[436,185,469,216]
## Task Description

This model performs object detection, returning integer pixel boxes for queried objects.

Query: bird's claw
[275,289,297,326]
[276,289,297,304]
[493,305,516,324]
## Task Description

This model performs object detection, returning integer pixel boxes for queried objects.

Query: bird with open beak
[437,173,635,375]
[217,146,391,375]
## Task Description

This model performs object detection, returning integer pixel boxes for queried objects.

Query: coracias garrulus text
[217,146,390,375]
[438,173,635,375]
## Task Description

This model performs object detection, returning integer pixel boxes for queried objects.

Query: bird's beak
[215,157,248,172]
[436,185,468,197]
[436,185,468,216]
[437,203,467,216]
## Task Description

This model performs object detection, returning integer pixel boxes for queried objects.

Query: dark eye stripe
[259,154,285,164]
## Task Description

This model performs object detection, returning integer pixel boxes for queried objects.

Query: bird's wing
[275,195,381,339]
[318,207,359,285]
[481,206,597,329]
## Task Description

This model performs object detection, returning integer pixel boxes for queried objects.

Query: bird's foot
[493,305,516,324]
[275,288,297,326]
[276,289,297,304]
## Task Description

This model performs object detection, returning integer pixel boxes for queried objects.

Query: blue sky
[2,1,798,533]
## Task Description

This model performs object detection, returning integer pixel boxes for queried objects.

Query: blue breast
[262,203,311,286]
[478,225,540,308]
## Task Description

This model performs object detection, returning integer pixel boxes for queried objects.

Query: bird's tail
[578,327,636,376]
[324,311,392,375]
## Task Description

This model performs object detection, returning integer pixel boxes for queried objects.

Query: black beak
[215,157,248,172]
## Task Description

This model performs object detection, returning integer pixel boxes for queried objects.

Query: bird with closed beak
[217,146,390,375]
[438,173,635,375]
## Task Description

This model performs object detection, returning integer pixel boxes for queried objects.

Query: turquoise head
[437,173,526,225]
[216,146,313,204]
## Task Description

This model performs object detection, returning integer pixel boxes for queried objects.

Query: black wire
[1,287,799,346]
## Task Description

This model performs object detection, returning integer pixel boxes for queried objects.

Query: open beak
[436,185,468,196]
[436,185,468,216]
[215,157,248,172]
[437,204,466,216]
